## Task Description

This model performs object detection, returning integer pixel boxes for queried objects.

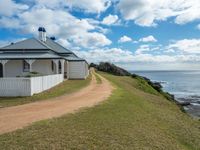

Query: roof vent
[38,27,46,42]
[50,37,56,41]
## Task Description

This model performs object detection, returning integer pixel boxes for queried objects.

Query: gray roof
[0,53,61,59]
[0,37,86,62]
[64,56,85,61]
[44,38,72,53]
[1,38,48,50]
[0,52,86,61]
[0,37,74,54]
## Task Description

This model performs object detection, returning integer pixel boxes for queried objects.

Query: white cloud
[71,38,200,69]
[197,24,200,30]
[164,49,176,53]
[139,35,157,42]
[66,0,111,13]
[75,47,200,65]
[135,45,150,54]
[57,38,72,48]
[102,14,119,25]
[0,38,26,47]
[118,35,132,43]
[168,39,200,54]
[117,0,200,26]
[0,0,28,17]
[133,54,178,63]
[1,0,200,71]
[0,17,20,29]
[74,48,135,63]
[19,8,95,35]
[73,32,112,48]
[35,0,65,9]
[0,0,113,49]
[135,44,161,54]
[35,0,111,13]
[0,40,10,47]
[0,5,111,49]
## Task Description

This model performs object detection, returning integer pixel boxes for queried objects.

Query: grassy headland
[0,72,199,150]
[0,74,91,107]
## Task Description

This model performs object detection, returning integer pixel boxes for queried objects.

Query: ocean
[132,70,200,118]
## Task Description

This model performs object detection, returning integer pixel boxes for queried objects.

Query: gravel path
[0,70,113,134]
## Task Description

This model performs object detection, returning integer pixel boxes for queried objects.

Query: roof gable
[0,38,49,50]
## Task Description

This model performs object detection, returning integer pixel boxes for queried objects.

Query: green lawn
[0,72,199,150]
[0,74,91,107]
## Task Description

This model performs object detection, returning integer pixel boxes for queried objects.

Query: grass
[134,76,159,95]
[0,72,199,150]
[94,72,102,84]
[134,76,175,101]
[0,74,91,107]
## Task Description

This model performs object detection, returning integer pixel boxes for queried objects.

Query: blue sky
[0,0,200,70]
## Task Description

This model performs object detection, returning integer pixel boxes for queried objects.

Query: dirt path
[0,70,114,134]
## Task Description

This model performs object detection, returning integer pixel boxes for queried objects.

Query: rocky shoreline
[90,62,200,119]
[136,76,200,119]
[154,81,200,119]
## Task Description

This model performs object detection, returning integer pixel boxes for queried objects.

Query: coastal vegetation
[131,74,174,101]
[92,62,174,101]
[16,71,43,78]
[90,62,131,76]
[0,71,199,149]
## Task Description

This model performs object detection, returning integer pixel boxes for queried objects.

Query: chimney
[38,27,46,42]
[50,37,56,41]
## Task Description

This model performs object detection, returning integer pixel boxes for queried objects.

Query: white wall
[5,60,23,77]
[0,78,31,96]
[85,62,89,77]
[68,61,89,79]
[0,74,64,97]
[30,74,63,95]
[4,60,89,79]
[4,60,55,77]
[32,60,54,75]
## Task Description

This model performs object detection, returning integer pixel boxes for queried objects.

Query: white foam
[191,103,200,106]
[183,72,200,75]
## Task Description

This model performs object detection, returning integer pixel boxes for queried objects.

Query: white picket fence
[0,74,64,97]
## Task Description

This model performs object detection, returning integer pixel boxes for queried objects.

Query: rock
[151,82,163,91]
[177,101,191,106]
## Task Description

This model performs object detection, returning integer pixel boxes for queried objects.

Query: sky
[0,0,200,70]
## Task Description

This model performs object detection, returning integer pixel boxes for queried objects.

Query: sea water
[132,70,200,118]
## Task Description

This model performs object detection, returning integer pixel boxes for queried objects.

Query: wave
[171,92,200,97]
[191,103,200,106]
[182,71,200,75]
[151,80,168,84]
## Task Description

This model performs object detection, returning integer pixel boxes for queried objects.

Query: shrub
[90,62,131,76]
[16,72,43,78]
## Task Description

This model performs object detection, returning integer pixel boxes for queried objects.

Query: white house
[0,27,89,97]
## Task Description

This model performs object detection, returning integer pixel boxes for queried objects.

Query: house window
[23,60,30,72]
[51,61,54,71]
